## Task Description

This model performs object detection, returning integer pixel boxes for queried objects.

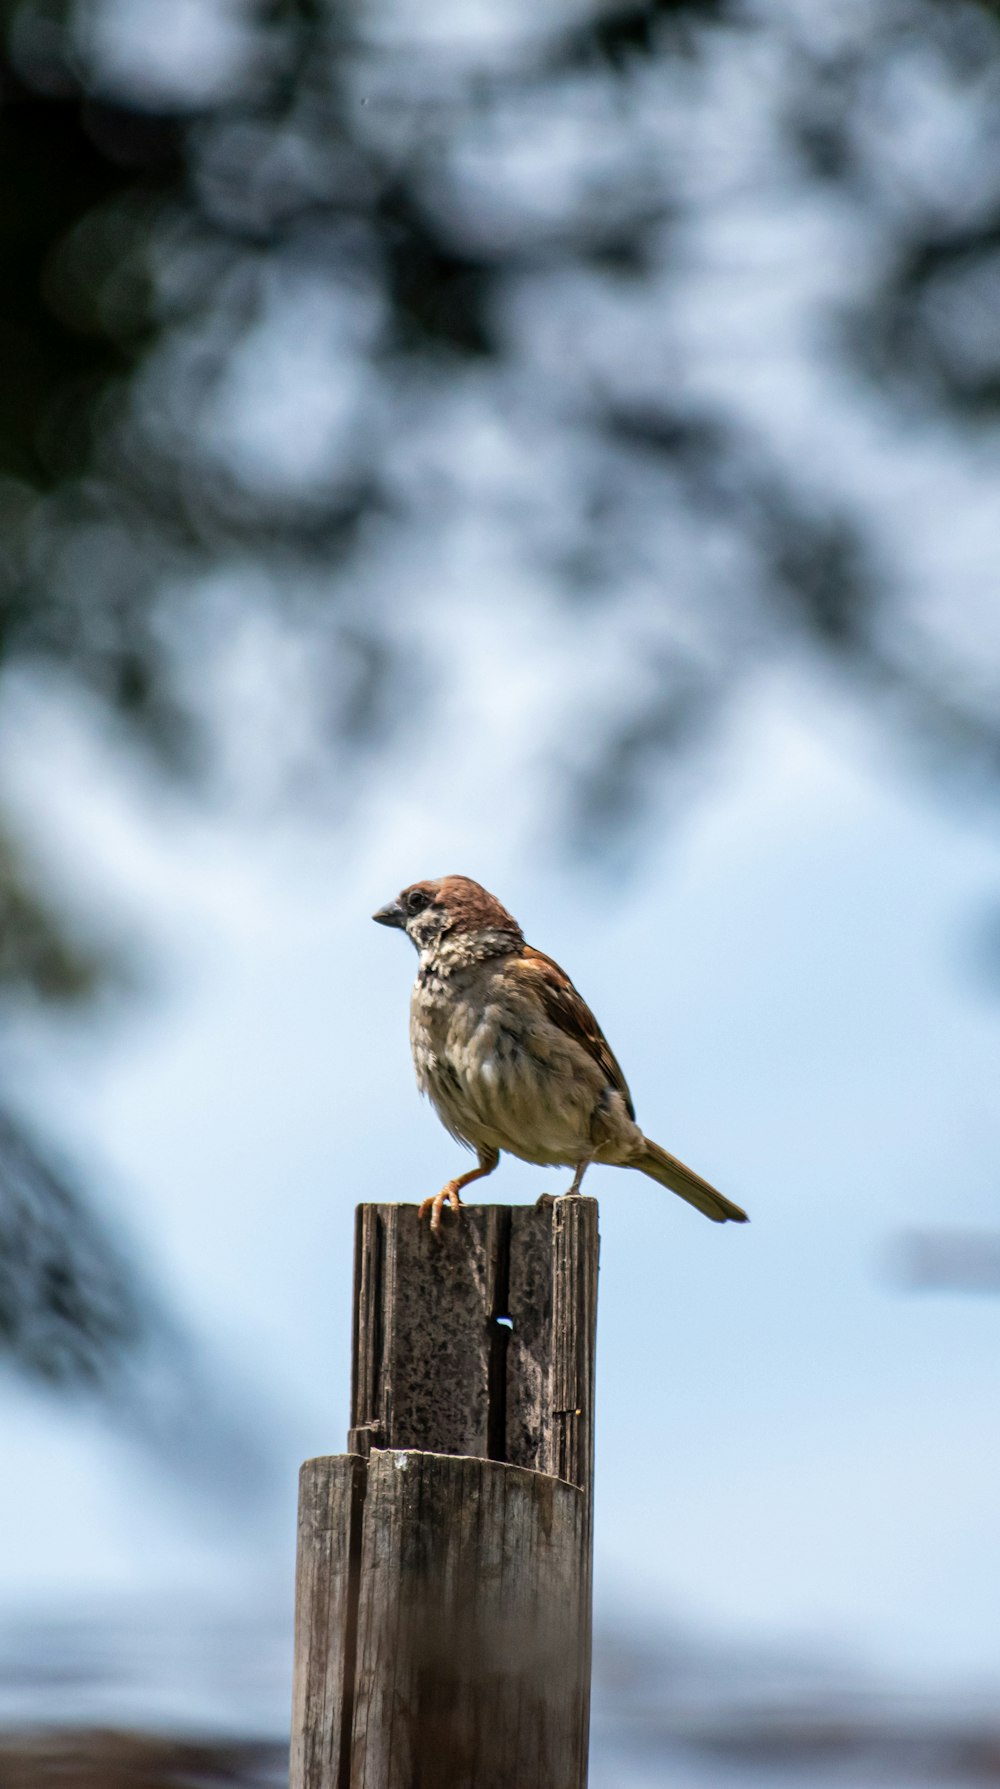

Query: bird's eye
[406,889,430,915]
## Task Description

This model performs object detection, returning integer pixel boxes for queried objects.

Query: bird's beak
[372,898,405,929]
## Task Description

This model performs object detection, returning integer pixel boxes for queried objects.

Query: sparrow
[373,875,748,1232]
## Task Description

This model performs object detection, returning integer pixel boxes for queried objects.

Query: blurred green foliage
[0,0,997,870]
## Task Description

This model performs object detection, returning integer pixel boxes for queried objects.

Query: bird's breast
[409,962,613,1164]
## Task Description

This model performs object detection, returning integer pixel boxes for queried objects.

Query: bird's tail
[630,1137,749,1224]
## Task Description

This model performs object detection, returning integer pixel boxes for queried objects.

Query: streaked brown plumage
[373,875,749,1232]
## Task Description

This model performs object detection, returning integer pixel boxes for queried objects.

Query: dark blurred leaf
[378,183,496,356]
[0,822,117,1003]
[554,0,731,73]
[0,1105,151,1386]
[0,52,184,488]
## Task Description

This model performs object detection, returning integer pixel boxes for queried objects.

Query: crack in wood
[487,1207,512,1463]
[335,1458,367,1789]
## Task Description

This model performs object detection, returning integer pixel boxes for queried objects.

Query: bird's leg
[419,1147,500,1235]
[561,1156,593,1199]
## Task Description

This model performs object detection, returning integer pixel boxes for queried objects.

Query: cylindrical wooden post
[292,1450,588,1789]
[290,1198,598,1789]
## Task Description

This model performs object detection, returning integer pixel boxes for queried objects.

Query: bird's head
[372,876,523,961]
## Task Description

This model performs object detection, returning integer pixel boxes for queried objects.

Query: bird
[372,874,749,1232]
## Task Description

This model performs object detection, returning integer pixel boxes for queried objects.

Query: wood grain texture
[351,1450,588,1789]
[549,1197,599,1498]
[348,1203,503,1457]
[347,1199,599,1505]
[289,1455,366,1789]
[502,1202,553,1473]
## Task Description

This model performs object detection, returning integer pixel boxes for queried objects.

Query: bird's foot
[418,1182,465,1235]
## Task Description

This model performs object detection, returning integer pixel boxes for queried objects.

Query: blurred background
[2,0,1000,1781]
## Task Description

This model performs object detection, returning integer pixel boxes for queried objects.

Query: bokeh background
[3,0,1000,1782]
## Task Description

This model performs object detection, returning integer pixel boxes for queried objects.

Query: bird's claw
[418,1183,465,1236]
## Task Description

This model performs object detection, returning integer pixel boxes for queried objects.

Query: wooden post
[290,1197,599,1789]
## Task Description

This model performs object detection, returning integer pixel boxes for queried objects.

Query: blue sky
[2,656,999,1729]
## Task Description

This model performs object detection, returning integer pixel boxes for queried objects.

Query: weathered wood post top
[291,1196,599,1789]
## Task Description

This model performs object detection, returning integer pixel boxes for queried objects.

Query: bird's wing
[509,945,636,1120]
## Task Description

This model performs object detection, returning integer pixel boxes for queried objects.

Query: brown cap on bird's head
[372,875,523,943]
